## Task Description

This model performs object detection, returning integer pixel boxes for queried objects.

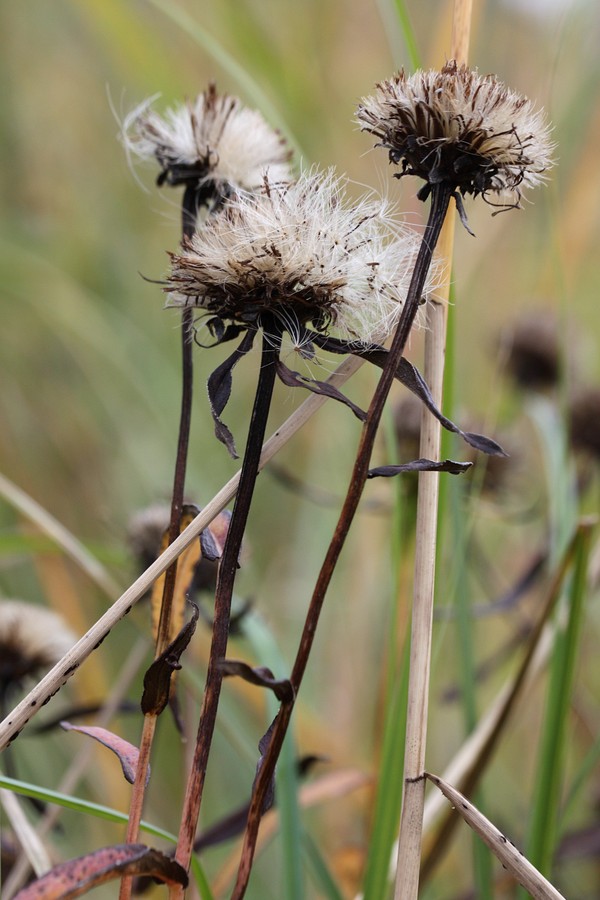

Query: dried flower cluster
[166,169,435,344]
[357,60,554,205]
[123,84,292,199]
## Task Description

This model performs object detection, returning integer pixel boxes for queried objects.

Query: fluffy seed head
[123,84,293,195]
[0,600,76,697]
[357,61,554,203]
[166,169,438,343]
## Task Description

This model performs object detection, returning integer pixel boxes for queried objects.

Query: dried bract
[166,169,435,344]
[0,600,76,699]
[357,60,554,206]
[123,84,292,199]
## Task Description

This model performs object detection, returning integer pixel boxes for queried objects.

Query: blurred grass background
[1,0,600,897]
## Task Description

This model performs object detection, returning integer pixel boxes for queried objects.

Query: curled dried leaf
[219,659,294,703]
[142,603,199,716]
[13,844,188,899]
[368,458,472,478]
[60,722,147,786]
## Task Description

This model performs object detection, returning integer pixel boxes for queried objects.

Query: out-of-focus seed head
[0,600,76,699]
[500,311,562,391]
[569,388,600,461]
[123,84,293,199]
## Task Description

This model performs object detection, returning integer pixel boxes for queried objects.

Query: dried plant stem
[394,7,473,898]
[0,355,362,752]
[118,187,199,900]
[170,323,283,897]
[232,183,454,899]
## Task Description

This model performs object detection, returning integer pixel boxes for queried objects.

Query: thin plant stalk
[394,6,473,897]
[232,182,455,899]
[120,186,198,900]
[171,321,283,897]
[0,355,362,753]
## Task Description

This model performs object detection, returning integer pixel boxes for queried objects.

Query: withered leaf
[276,360,367,422]
[13,844,188,899]
[219,659,294,703]
[207,328,256,457]
[199,509,231,561]
[60,722,148,786]
[306,332,506,457]
[368,458,472,478]
[142,602,199,716]
[151,504,201,647]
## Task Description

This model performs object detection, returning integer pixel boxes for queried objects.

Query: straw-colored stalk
[394,2,474,898]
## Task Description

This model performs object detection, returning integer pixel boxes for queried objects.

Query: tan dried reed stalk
[394,3,474,897]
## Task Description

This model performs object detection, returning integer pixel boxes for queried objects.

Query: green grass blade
[362,642,410,900]
[243,611,305,900]
[0,773,215,898]
[390,0,421,69]
[143,0,302,158]
[524,521,593,880]
[0,773,176,844]
[302,831,345,900]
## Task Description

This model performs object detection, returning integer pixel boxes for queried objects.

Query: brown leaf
[368,458,472,478]
[150,505,201,647]
[13,844,188,899]
[142,602,199,716]
[219,659,294,702]
[60,722,147,786]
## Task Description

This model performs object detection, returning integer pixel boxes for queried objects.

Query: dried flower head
[357,60,554,207]
[166,169,435,344]
[0,601,76,700]
[123,84,292,201]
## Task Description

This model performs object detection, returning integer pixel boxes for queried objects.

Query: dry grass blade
[420,521,593,878]
[425,772,566,900]
[0,472,120,598]
[0,788,52,879]
[0,355,362,751]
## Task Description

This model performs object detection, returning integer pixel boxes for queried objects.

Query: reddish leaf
[60,722,147,786]
[14,844,187,899]
[199,509,232,561]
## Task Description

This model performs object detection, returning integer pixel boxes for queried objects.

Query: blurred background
[1,0,600,897]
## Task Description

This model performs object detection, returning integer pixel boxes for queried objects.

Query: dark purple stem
[154,186,197,655]
[232,182,454,898]
[175,318,283,875]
